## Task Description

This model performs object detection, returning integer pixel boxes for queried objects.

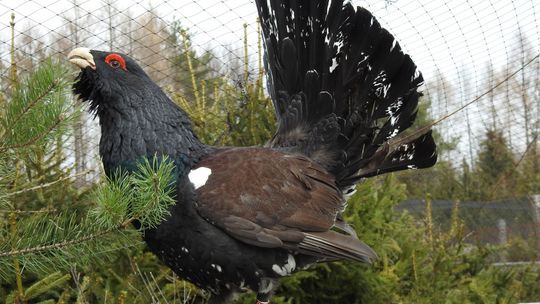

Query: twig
[9,212,25,301]
[10,79,60,128]
[0,116,65,152]
[181,30,201,107]
[0,219,133,258]
[0,208,57,215]
[150,271,169,304]
[134,262,158,303]
[9,13,17,89]
[0,170,91,199]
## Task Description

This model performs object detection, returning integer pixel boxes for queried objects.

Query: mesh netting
[1,0,539,254]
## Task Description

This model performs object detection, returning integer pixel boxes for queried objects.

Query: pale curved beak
[68,47,96,70]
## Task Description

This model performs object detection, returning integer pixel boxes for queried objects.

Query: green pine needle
[1,59,75,152]
[130,156,177,229]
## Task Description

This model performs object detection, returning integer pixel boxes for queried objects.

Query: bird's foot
[256,278,276,304]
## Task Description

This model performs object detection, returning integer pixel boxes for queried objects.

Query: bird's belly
[155,242,234,294]
[141,212,276,294]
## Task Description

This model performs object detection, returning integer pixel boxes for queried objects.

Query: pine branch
[0,115,65,152]
[0,170,91,199]
[0,219,132,259]
[1,59,74,154]
[9,79,61,129]
[0,155,176,279]
[128,156,176,229]
[0,210,141,281]
[9,212,25,301]
[0,208,57,215]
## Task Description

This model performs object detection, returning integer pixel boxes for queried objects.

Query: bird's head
[68,47,156,112]
[67,47,205,166]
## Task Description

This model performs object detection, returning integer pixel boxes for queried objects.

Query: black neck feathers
[73,67,207,173]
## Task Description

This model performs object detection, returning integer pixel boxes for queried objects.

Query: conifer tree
[476,129,517,199]
[0,60,179,303]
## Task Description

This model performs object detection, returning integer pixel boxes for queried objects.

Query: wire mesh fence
[0,0,539,259]
[397,196,540,261]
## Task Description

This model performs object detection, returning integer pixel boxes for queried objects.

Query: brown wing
[192,147,376,262]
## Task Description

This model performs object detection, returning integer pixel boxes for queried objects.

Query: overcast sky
[0,0,539,158]
[1,0,538,83]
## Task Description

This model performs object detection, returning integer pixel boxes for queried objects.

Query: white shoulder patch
[188,167,212,189]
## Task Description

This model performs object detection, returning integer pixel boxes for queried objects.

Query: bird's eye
[109,60,120,68]
[104,53,127,71]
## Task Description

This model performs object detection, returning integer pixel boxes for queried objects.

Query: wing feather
[192,148,374,262]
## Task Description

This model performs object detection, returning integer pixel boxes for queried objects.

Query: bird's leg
[256,278,277,304]
[255,290,273,304]
[256,293,271,304]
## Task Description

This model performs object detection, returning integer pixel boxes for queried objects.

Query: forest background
[0,1,539,303]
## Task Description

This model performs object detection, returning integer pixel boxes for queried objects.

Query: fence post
[497,218,507,245]
[497,218,508,262]
[531,194,540,251]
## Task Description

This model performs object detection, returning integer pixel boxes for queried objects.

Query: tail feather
[257,0,437,187]
[299,231,377,263]
[338,131,437,186]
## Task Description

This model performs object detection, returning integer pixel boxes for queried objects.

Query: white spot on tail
[188,167,211,189]
[330,58,338,73]
[272,254,296,276]
[211,264,222,272]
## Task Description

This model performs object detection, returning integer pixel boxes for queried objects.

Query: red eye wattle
[104,53,127,71]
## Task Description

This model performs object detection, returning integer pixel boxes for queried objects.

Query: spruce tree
[476,129,517,199]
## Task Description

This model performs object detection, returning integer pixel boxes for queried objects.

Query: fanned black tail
[256,0,437,188]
